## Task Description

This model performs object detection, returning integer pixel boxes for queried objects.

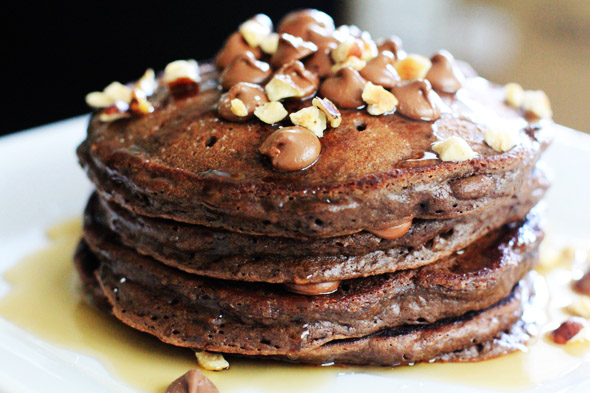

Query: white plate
[0,116,589,393]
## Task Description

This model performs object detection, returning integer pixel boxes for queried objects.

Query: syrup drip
[0,219,588,392]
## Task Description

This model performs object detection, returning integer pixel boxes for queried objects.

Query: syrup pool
[0,218,588,392]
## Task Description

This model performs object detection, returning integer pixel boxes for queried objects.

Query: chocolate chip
[360,52,401,89]
[218,82,268,122]
[319,67,367,109]
[215,32,262,69]
[270,34,317,69]
[277,9,335,39]
[391,80,443,121]
[219,52,271,90]
[259,126,321,171]
[165,369,219,393]
[425,50,464,93]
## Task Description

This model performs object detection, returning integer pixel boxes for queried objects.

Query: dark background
[2,1,338,136]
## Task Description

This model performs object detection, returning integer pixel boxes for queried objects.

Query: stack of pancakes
[75,12,552,366]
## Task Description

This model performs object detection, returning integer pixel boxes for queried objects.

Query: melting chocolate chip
[377,35,405,60]
[218,82,268,122]
[306,25,339,49]
[277,9,335,38]
[165,369,219,393]
[391,80,443,121]
[273,60,320,100]
[219,52,271,90]
[319,67,367,108]
[425,50,464,93]
[304,46,335,78]
[215,32,262,69]
[270,34,318,69]
[360,52,401,89]
[259,126,321,171]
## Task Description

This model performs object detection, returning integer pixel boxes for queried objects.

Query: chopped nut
[358,31,378,61]
[432,136,477,162]
[331,36,363,63]
[98,102,130,122]
[566,296,590,318]
[289,106,327,137]
[103,81,133,103]
[394,54,432,80]
[548,318,588,345]
[362,81,398,115]
[265,75,304,101]
[195,351,229,371]
[239,15,273,48]
[504,82,524,108]
[230,98,248,117]
[522,90,552,119]
[129,88,154,115]
[86,82,133,109]
[573,270,590,295]
[136,68,157,96]
[331,56,367,73]
[163,59,200,85]
[312,97,341,127]
[260,32,279,55]
[483,124,520,152]
[254,101,288,124]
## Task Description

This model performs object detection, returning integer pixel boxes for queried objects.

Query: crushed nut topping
[312,97,341,127]
[483,123,520,152]
[289,106,327,137]
[522,90,553,119]
[432,136,477,162]
[548,317,589,345]
[239,14,273,48]
[163,59,200,86]
[85,81,133,109]
[394,54,432,80]
[362,81,399,116]
[254,101,288,124]
[195,351,229,371]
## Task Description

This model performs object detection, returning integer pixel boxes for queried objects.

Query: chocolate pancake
[75,238,534,364]
[76,212,542,355]
[84,168,546,284]
[78,69,552,238]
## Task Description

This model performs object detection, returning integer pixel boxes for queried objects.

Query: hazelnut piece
[289,106,327,137]
[425,50,464,93]
[522,90,552,119]
[573,270,590,296]
[312,97,342,127]
[432,136,477,162]
[368,219,412,239]
[391,80,443,121]
[218,82,268,122]
[254,101,288,124]
[215,32,262,69]
[259,126,321,171]
[265,60,319,101]
[483,123,520,152]
[129,88,154,115]
[284,281,341,295]
[395,54,432,80]
[260,33,280,55]
[362,82,399,116]
[504,83,524,108]
[319,67,367,109]
[195,351,229,371]
[332,56,366,73]
[548,318,587,345]
[219,52,271,90]
[239,14,273,48]
[163,59,201,91]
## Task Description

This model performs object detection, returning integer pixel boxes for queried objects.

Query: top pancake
[78,65,552,238]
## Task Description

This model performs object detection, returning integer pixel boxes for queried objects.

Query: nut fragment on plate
[432,136,477,162]
[239,14,273,47]
[504,82,524,108]
[312,97,341,127]
[573,270,590,295]
[254,101,288,124]
[290,106,327,137]
[165,369,219,393]
[195,351,229,371]
[163,59,200,85]
[394,54,432,80]
[566,296,590,318]
[483,124,520,152]
[548,317,590,345]
[86,81,133,108]
[362,81,398,115]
